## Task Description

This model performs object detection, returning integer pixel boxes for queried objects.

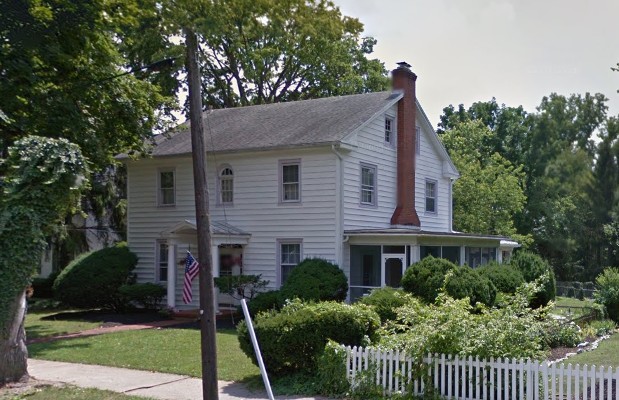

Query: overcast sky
[334,0,619,128]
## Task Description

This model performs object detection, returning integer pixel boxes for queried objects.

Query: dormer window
[385,117,394,145]
[219,166,233,204]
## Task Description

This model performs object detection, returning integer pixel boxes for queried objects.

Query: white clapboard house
[120,63,519,310]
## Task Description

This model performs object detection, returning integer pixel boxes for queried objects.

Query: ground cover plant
[28,328,258,382]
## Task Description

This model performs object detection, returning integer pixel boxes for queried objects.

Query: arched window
[219,167,233,204]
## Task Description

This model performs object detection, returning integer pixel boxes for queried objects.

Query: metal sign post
[240,299,275,400]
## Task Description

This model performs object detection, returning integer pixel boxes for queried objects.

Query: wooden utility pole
[184,28,219,400]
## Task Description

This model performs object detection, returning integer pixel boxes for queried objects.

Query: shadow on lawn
[40,309,171,326]
[28,339,92,358]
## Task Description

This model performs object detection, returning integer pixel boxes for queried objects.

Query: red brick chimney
[390,62,421,227]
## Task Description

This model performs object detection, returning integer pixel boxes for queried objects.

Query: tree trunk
[0,290,29,384]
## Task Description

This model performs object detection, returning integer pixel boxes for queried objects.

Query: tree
[0,0,174,167]
[190,0,389,108]
[0,136,87,383]
[440,121,527,241]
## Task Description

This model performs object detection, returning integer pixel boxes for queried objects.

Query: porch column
[459,246,466,266]
[211,243,220,314]
[167,239,177,308]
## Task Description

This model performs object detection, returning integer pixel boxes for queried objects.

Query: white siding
[126,148,338,307]
[343,106,398,230]
[415,120,452,232]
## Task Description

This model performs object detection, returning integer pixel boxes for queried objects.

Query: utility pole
[184,27,219,400]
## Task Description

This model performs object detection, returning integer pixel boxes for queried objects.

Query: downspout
[331,144,344,267]
[449,178,454,232]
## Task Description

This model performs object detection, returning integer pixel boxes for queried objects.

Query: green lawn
[552,296,595,319]
[2,386,154,400]
[565,331,619,367]
[26,311,102,339]
[28,328,259,382]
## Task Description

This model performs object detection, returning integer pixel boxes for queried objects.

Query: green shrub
[53,242,138,311]
[444,267,497,307]
[280,258,348,302]
[314,340,350,397]
[586,319,616,336]
[478,263,525,294]
[594,267,619,322]
[401,256,457,303]
[510,251,556,308]
[358,287,412,323]
[246,290,283,317]
[31,271,59,299]
[237,300,380,376]
[543,319,582,348]
[118,283,166,310]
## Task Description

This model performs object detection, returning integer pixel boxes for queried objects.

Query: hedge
[280,258,348,302]
[237,301,380,375]
[53,242,138,310]
[401,256,457,303]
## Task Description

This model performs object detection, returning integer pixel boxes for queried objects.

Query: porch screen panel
[350,245,381,301]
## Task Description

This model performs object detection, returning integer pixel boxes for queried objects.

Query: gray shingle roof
[149,91,401,157]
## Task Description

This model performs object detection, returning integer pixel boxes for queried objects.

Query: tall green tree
[440,121,527,242]
[0,137,87,383]
[0,0,174,167]
[189,0,389,108]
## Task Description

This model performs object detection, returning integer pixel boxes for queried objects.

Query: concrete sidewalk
[29,359,329,400]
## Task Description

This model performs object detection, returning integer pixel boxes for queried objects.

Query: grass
[2,386,155,400]
[25,311,102,339]
[552,296,595,319]
[28,328,259,382]
[565,331,619,367]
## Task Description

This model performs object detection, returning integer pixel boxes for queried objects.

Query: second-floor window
[425,179,437,213]
[360,163,377,206]
[280,160,300,203]
[158,169,175,206]
[219,167,233,204]
[385,117,394,145]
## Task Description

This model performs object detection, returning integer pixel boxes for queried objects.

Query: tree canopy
[440,121,527,241]
[0,0,175,168]
[438,92,616,281]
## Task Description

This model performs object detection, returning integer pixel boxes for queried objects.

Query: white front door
[382,254,406,288]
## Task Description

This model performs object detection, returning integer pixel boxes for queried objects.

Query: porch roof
[344,228,518,245]
[162,219,250,237]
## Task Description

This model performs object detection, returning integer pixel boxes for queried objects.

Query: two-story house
[121,62,519,310]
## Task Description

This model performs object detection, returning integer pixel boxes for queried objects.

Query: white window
[416,126,421,155]
[280,160,300,203]
[425,179,437,213]
[156,240,168,282]
[279,240,302,286]
[219,166,233,204]
[158,169,175,206]
[385,117,394,145]
[360,163,377,206]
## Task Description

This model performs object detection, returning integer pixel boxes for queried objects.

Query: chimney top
[397,61,412,70]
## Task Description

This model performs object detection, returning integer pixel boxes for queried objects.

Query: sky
[334,0,619,128]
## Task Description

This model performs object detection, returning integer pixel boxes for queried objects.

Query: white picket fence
[343,345,618,399]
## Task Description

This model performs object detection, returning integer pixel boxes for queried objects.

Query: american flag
[182,252,199,304]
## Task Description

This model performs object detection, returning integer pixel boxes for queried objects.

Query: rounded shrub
[246,290,284,317]
[118,283,166,310]
[594,267,619,322]
[509,251,556,308]
[280,258,348,302]
[401,256,457,303]
[444,267,497,307]
[53,242,138,310]
[477,262,525,294]
[358,287,412,323]
[237,300,380,376]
